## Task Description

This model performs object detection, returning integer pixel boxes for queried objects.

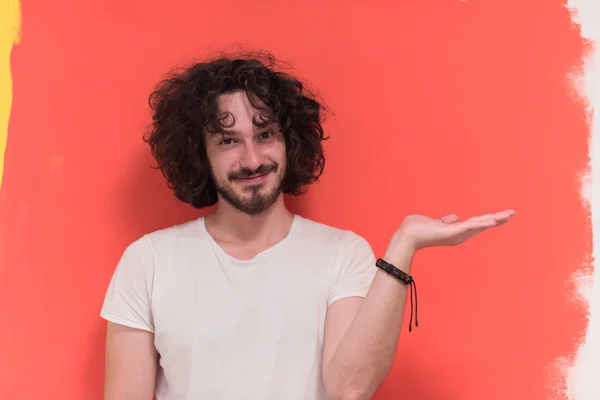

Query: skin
[202,91,295,260]
[104,90,515,400]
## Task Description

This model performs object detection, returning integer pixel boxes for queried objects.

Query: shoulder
[295,215,372,254]
[140,217,206,251]
[115,217,205,264]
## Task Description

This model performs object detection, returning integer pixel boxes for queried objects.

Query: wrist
[383,234,416,274]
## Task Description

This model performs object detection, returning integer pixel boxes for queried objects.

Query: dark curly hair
[144,51,329,209]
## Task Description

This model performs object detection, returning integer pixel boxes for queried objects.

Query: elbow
[328,390,371,400]
[325,383,373,400]
[323,363,383,400]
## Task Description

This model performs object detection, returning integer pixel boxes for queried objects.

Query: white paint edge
[563,1,600,399]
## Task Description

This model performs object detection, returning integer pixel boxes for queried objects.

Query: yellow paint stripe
[0,0,22,190]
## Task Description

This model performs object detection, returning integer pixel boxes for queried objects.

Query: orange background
[0,1,591,399]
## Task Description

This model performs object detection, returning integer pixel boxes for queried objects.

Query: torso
[144,214,368,400]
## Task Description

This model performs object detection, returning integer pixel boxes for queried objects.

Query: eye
[259,131,273,139]
[219,138,234,146]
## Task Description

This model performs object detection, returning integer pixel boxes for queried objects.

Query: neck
[205,195,294,243]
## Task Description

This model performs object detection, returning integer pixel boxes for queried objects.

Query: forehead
[217,91,272,128]
[217,91,258,116]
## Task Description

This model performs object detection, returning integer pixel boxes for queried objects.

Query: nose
[240,141,263,171]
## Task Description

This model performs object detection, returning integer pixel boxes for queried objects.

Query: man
[100,53,514,400]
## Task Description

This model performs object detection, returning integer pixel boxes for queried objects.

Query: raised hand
[394,209,515,252]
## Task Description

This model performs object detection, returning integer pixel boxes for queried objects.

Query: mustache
[228,163,278,180]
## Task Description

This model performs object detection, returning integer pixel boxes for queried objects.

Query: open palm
[398,209,515,251]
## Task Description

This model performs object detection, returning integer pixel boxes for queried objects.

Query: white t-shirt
[100,214,377,400]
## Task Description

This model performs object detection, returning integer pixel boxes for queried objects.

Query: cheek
[271,141,287,164]
[207,153,234,179]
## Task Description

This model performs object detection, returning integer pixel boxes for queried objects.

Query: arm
[101,236,158,399]
[322,235,413,400]
[322,210,515,400]
[104,322,158,400]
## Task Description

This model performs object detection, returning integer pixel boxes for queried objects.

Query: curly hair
[144,51,329,209]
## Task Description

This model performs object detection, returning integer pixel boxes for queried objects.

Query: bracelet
[376,258,419,332]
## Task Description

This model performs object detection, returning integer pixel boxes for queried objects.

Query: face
[204,91,287,215]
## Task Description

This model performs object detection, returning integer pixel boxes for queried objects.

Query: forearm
[323,235,415,400]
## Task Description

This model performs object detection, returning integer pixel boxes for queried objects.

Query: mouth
[235,171,271,185]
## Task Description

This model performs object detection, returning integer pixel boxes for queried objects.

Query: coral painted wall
[1,1,597,399]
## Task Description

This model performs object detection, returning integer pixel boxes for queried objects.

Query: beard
[214,163,284,215]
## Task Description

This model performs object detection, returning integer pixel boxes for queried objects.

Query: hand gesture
[396,209,515,252]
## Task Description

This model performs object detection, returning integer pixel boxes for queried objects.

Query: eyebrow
[209,129,237,137]
[209,123,277,137]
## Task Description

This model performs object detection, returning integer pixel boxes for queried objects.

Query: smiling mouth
[235,172,270,184]
[241,172,268,179]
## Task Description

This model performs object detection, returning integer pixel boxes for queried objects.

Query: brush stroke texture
[0,0,21,189]
[564,1,600,399]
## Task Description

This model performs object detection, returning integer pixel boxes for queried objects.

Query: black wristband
[375,258,413,285]
[375,258,419,332]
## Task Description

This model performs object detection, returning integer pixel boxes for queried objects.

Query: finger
[464,217,511,236]
[490,213,514,226]
[448,218,495,237]
[468,210,515,224]
[448,209,514,236]
[466,218,497,232]
[495,210,516,221]
[487,210,515,220]
[448,214,511,244]
[467,214,495,223]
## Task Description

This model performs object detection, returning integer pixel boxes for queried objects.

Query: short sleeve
[100,236,155,332]
[327,231,377,306]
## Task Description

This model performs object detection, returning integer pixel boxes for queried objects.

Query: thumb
[439,214,459,224]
